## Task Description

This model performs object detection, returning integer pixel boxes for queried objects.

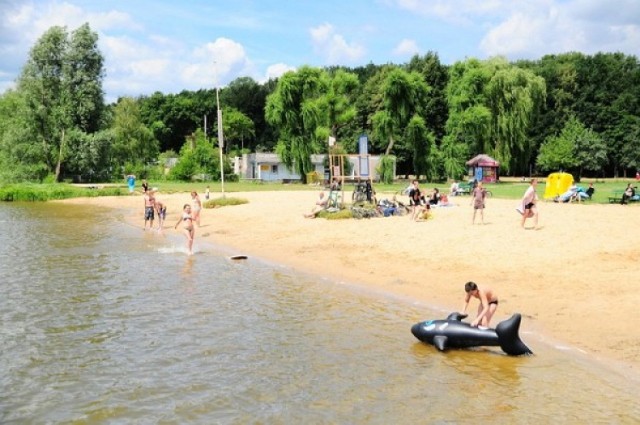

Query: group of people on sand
[138,180,204,256]
[304,177,541,229]
[407,180,451,221]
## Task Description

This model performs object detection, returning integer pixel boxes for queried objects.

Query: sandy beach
[62,189,640,375]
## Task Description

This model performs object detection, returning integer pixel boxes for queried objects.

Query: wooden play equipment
[328,151,374,206]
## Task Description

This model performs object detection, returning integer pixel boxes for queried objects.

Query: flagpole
[216,86,225,198]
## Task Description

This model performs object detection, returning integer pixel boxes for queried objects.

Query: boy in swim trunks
[143,189,155,230]
[461,281,499,327]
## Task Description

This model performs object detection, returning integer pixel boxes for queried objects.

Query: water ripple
[1,203,639,424]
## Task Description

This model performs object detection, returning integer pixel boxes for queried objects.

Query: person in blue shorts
[143,189,155,230]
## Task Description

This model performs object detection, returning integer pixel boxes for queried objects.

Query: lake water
[1,202,639,424]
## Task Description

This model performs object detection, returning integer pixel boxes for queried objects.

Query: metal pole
[216,87,225,198]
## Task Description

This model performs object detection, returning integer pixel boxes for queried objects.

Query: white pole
[216,87,225,198]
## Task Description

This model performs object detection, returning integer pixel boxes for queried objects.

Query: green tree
[321,69,359,143]
[265,66,329,183]
[0,90,47,181]
[220,108,255,153]
[536,117,606,177]
[15,23,105,181]
[170,129,228,181]
[445,58,545,175]
[222,76,276,150]
[407,51,449,143]
[617,115,640,174]
[486,63,546,173]
[372,68,430,155]
[111,97,159,173]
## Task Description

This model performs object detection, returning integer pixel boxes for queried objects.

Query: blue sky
[1,0,640,102]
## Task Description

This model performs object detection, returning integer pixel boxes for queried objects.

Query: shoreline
[58,190,640,376]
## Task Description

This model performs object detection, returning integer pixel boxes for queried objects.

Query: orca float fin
[433,336,448,351]
[495,314,533,356]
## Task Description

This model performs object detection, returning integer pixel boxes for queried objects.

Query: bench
[608,190,623,204]
[456,183,472,195]
[608,189,639,204]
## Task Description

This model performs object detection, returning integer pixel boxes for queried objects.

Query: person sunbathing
[304,192,328,218]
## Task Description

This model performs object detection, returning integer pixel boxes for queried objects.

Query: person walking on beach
[191,191,202,227]
[461,281,499,327]
[174,204,195,255]
[143,189,155,230]
[471,181,486,224]
[520,178,539,229]
[205,185,210,200]
[409,180,423,221]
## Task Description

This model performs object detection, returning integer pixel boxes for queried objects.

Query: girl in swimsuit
[174,204,195,255]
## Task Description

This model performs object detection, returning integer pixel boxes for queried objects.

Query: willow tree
[445,57,545,175]
[317,69,359,144]
[369,67,433,177]
[265,66,328,182]
[372,68,430,155]
[486,63,546,173]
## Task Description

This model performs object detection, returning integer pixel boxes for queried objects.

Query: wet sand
[62,190,640,375]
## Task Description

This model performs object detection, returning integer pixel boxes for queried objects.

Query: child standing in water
[154,192,166,232]
[174,204,195,255]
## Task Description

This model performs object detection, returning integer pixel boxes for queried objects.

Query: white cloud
[263,63,296,82]
[392,0,507,24]
[390,0,640,60]
[309,23,365,64]
[479,1,640,58]
[185,38,252,88]
[393,39,420,57]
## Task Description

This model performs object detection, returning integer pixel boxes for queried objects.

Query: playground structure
[328,152,375,208]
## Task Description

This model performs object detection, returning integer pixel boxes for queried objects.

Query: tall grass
[0,184,125,202]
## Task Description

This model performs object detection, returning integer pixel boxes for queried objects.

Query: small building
[234,153,389,183]
[233,153,325,182]
[466,154,500,183]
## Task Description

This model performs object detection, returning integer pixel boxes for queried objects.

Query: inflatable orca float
[411,313,533,356]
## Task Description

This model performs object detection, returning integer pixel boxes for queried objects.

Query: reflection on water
[0,202,638,424]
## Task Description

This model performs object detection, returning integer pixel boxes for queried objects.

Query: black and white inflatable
[411,312,533,356]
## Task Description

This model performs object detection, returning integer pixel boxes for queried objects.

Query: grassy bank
[1,178,637,203]
[0,183,127,202]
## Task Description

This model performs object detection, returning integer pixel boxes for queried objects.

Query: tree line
[1,23,639,184]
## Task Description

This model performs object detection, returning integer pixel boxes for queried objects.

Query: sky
[1,0,640,103]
